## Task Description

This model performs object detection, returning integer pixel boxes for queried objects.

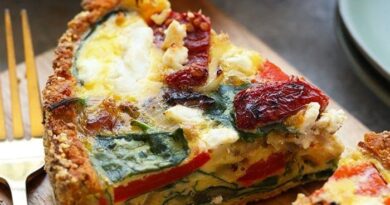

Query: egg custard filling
[44,1,346,204]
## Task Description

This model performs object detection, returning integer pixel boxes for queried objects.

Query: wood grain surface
[0,0,368,204]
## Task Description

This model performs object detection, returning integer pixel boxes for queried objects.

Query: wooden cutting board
[0,0,368,204]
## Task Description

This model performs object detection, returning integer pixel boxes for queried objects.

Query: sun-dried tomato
[151,11,211,89]
[86,110,115,133]
[165,60,208,89]
[163,88,215,109]
[233,78,329,130]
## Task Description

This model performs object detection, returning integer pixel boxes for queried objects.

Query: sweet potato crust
[42,0,120,204]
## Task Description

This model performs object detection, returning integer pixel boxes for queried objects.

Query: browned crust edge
[358,131,390,169]
[42,0,121,204]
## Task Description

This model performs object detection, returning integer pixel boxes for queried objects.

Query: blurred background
[0,0,389,130]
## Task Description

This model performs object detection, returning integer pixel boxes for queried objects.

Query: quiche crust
[43,1,153,204]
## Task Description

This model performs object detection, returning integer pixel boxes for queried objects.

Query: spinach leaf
[252,176,279,188]
[238,123,289,142]
[91,129,189,183]
[191,175,278,204]
[205,84,248,127]
[163,89,215,109]
[131,120,153,132]
[205,85,288,141]
[300,168,335,183]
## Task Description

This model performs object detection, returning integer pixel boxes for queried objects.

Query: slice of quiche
[43,0,346,204]
[294,131,390,205]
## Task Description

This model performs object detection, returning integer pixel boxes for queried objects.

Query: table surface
[0,0,388,132]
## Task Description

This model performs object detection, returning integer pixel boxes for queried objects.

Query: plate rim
[338,0,390,82]
[335,10,390,106]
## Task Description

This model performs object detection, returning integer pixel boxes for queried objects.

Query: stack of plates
[337,0,390,105]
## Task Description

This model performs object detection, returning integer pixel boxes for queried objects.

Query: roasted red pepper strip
[113,152,211,202]
[98,195,109,205]
[356,167,388,196]
[258,60,289,82]
[333,163,388,196]
[234,78,329,130]
[384,197,390,205]
[238,153,286,187]
[151,11,211,89]
[332,163,373,180]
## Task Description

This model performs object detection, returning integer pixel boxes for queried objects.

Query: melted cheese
[75,12,163,103]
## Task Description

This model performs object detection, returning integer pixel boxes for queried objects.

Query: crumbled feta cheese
[164,105,204,124]
[222,54,252,74]
[211,195,223,204]
[220,48,261,77]
[162,20,187,49]
[292,134,316,149]
[295,102,320,134]
[151,8,171,25]
[279,103,345,149]
[200,127,239,150]
[315,109,346,134]
[161,20,189,72]
[162,45,188,70]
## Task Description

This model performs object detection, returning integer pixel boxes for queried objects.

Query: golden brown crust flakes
[359,131,390,169]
